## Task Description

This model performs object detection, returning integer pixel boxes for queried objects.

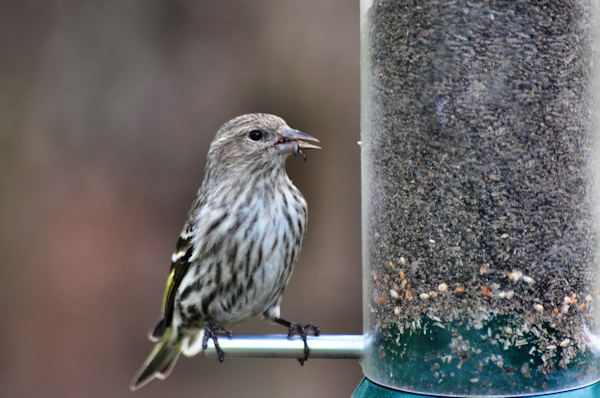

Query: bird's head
[207,113,320,175]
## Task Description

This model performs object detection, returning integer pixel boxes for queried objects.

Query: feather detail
[130,328,182,391]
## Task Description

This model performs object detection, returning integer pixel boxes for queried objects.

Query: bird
[130,113,321,391]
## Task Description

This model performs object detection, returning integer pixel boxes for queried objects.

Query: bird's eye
[249,130,263,141]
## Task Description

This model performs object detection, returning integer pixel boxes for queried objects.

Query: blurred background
[0,1,361,397]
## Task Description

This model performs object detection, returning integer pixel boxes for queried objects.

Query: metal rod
[204,334,364,359]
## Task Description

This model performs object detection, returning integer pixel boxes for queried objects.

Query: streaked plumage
[130,113,320,390]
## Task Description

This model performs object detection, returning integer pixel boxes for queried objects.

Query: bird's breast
[178,181,308,327]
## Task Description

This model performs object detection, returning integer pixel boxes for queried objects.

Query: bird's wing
[150,235,195,340]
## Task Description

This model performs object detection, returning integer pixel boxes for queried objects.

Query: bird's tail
[130,329,183,391]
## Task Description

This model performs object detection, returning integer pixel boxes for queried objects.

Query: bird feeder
[355,0,600,397]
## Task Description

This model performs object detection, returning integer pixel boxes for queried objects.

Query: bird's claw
[202,321,232,362]
[285,322,320,365]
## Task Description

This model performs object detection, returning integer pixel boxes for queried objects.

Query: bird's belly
[210,259,292,327]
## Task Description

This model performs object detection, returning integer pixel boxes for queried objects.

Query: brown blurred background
[0,1,361,397]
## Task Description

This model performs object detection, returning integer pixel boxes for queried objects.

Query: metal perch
[204,334,364,359]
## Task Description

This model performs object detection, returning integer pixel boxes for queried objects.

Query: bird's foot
[202,321,233,362]
[275,318,320,365]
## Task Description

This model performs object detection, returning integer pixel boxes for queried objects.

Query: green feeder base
[352,378,600,398]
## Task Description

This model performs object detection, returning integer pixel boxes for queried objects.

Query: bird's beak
[276,126,321,155]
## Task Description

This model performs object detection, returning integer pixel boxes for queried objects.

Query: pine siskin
[130,113,321,391]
